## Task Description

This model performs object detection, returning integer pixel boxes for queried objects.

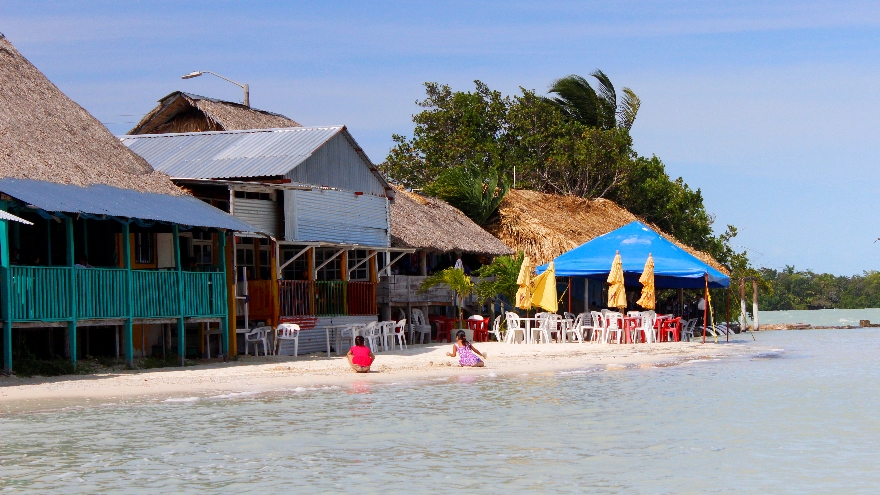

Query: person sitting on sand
[446,330,485,367]
[347,335,375,373]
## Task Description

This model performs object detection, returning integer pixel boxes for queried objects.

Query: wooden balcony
[7,266,226,324]
[279,280,377,317]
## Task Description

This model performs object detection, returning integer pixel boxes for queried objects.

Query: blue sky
[3,1,879,275]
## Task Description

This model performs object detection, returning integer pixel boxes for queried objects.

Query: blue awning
[536,221,730,289]
[0,178,256,232]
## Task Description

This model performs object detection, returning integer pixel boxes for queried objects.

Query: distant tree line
[759,267,880,310]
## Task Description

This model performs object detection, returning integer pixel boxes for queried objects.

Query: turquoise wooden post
[46,219,52,266]
[0,201,11,373]
[217,231,228,357]
[173,225,185,366]
[66,217,77,368]
[122,222,134,368]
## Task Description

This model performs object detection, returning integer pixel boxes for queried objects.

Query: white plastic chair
[607,312,625,344]
[244,326,272,356]
[362,322,383,353]
[505,312,525,343]
[275,323,301,357]
[589,311,603,343]
[378,321,396,351]
[531,313,556,344]
[489,315,505,342]
[640,313,657,343]
[566,313,586,343]
[410,309,432,344]
[387,319,408,350]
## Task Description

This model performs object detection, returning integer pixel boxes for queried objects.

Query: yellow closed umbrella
[515,255,533,310]
[636,254,655,310]
[607,250,627,310]
[531,261,558,313]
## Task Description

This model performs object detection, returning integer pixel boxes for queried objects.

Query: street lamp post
[181,71,250,107]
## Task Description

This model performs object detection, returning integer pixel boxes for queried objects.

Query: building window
[236,237,255,278]
[192,230,213,266]
[281,248,309,280]
[348,250,370,281]
[315,248,341,281]
[135,233,154,264]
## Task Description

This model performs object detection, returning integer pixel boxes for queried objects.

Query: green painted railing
[315,281,346,316]
[8,266,227,322]
[182,271,226,316]
[9,266,72,321]
[130,270,180,318]
[77,268,127,319]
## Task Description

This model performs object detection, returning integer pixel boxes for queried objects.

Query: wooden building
[0,34,254,373]
[122,125,409,354]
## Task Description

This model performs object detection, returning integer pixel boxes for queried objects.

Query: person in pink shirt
[346,335,375,373]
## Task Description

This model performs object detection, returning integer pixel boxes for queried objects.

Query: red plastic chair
[468,318,489,342]
[432,316,454,343]
[661,317,682,342]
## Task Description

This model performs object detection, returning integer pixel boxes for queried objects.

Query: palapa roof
[484,189,729,274]
[390,187,512,257]
[129,91,301,135]
[0,34,181,195]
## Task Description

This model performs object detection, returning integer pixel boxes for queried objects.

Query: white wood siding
[284,188,390,246]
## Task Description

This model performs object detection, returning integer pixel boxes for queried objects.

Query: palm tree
[546,70,641,130]
[419,267,475,328]
[424,164,509,225]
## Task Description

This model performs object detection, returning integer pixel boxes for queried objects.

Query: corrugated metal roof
[0,210,32,225]
[0,178,256,231]
[120,126,345,179]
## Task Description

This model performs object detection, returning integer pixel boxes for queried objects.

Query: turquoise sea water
[1,330,879,494]
[757,308,880,327]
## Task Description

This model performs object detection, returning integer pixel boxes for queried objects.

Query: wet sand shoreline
[0,340,763,409]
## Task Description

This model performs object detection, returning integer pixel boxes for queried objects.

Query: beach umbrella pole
[702,274,708,343]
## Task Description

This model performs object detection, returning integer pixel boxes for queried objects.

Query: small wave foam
[163,397,200,403]
[211,391,260,400]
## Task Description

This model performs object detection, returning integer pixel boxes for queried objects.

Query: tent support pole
[726,287,730,342]
[702,274,708,344]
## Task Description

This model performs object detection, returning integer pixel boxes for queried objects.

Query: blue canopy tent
[536,221,729,289]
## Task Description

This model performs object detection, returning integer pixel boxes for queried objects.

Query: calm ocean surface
[1,330,879,494]
[758,307,880,327]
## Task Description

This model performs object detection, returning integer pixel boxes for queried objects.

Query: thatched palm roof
[129,92,301,135]
[0,34,181,195]
[390,187,512,256]
[484,189,729,274]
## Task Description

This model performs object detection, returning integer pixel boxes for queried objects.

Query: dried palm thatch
[129,92,301,135]
[391,187,512,256]
[0,35,182,195]
[484,189,729,274]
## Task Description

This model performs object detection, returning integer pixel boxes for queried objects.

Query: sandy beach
[0,340,760,407]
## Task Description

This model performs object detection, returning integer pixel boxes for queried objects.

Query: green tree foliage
[419,267,475,325]
[545,70,641,130]
[423,164,509,225]
[474,252,524,309]
[758,267,880,310]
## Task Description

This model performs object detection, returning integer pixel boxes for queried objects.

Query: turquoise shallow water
[758,308,880,326]
[1,330,879,494]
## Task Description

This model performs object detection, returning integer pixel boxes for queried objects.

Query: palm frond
[547,75,599,127]
[617,87,641,131]
[590,69,616,108]
[424,165,509,225]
